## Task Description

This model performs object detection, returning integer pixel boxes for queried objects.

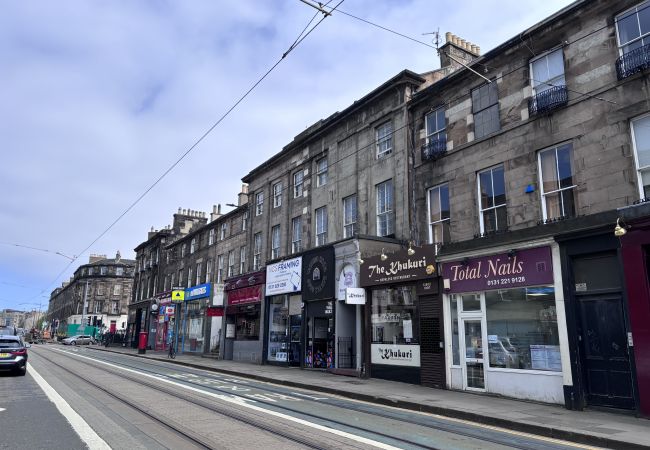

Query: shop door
[577,294,634,409]
[461,319,486,390]
[572,252,635,410]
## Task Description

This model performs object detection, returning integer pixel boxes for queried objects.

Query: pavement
[85,344,650,450]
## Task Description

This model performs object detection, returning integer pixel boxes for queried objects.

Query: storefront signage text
[371,344,420,367]
[441,246,553,293]
[185,283,212,301]
[345,287,366,305]
[227,285,262,306]
[337,264,358,300]
[360,245,437,287]
[302,247,335,301]
[266,257,302,295]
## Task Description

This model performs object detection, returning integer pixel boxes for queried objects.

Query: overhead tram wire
[21,1,344,304]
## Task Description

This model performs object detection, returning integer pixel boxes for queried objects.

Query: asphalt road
[13,345,602,450]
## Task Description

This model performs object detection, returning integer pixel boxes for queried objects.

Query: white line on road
[28,363,111,450]
[51,347,402,450]
[0,408,5,412]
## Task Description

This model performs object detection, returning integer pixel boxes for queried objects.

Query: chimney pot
[218,204,222,214]
[178,207,182,214]
[213,204,217,213]
[445,32,452,42]
[459,38,466,48]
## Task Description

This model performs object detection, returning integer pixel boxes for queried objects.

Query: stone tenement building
[46,252,135,334]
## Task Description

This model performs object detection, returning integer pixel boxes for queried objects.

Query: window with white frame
[116,267,124,276]
[478,165,507,234]
[220,222,227,240]
[632,114,650,198]
[293,171,304,198]
[315,206,328,246]
[530,49,565,94]
[376,180,394,237]
[209,229,215,245]
[425,107,446,143]
[98,283,105,296]
[196,263,202,285]
[240,246,246,274]
[170,272,175,288]
[187,266,193,287]
[181,244,186,258]
[316,157,328,187]
[291,217,302,253]
[427,184,450,251]
[253,233,262,270]
[94,302,102,314]
[273,182,283,208]
[113,284,122,296]
[271,225,281,259]
[616,1,650,54]
[472,81,500,139]
[255,191,264,216]
[206,259,213,283]
[190,238,196,254]
[217,255,224,284]
[100,266,107,275]
[178,269,184,287]
[343,195,358,238]
[152,275,158,296]
[376,121,393,158]
[538,143,576,220]
[242,210,249,231]
[111,301,119,315]
[228,251,235,277]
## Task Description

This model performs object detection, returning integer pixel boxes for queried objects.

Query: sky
[0,0,575,312]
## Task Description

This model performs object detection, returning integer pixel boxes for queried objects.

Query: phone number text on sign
[486,276,526,287]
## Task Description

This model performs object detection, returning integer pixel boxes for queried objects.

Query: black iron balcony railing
[421,137,447,162]
[616,43,650,80]
[528,85,568,116]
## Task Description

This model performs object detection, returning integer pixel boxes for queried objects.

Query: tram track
[48,346,587,450]
[32,349,335,450]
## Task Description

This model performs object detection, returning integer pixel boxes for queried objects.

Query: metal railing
[421,137,447,162]
[528,85,568,115]
[616,43,650,80]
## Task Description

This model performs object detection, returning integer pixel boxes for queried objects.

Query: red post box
[138,331,147,354]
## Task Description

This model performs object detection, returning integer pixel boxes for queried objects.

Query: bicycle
[168,341,176,359]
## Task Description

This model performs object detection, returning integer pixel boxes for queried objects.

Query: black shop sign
[302,246,335,301]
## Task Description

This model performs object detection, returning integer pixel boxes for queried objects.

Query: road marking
[0,408,5,412]
[51,348,402,450]
[28,363,111,450]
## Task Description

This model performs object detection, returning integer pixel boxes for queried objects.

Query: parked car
[61,335,95,345]
[0,334,28,375]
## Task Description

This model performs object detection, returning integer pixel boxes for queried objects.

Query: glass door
[462,319,485,390]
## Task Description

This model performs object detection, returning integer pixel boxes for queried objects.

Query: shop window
[478,165,507,234]
[267,296,290,362]
[371,286,419,345]
[450,297,460,365]
[485,287,560,371]
[235,305,260,340]
[538,143,576,221]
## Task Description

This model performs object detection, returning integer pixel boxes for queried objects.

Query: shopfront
[224,270,265,364]
[361,243,440,385]
[302,247,336,369]
[440,244,569,404]
[153,291,172,351]
[335,256,362,371]
[265,257,302,366]
[178,283,211,354]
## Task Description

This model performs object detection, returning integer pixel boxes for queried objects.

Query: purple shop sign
[441,246,553,293]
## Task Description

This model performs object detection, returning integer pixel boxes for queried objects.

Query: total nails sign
[441,246,553,293]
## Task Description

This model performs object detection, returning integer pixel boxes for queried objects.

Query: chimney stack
[210,204,223,222]
[439,32,481,72]
[238,184,249,206]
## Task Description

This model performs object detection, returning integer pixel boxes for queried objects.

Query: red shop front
[620,212,650,418]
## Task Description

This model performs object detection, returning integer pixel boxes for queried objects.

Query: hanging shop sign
[185,283,212,301]
[302,247,335,301]
[345,287,366,305]
[360,244,437,287]
[371,343,421,367]
[171,287,185,302]
[266,257,302,295]
[441,246,553,293]
[227,285,262,306]
[337,263,358,300]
